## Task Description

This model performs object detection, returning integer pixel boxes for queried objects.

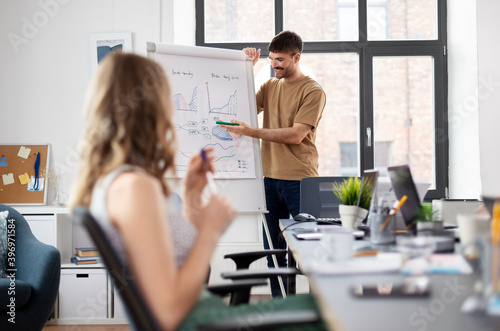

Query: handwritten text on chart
[211,73,240,82]
[172,69,194,78]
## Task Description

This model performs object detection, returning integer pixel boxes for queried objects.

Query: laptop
[388,165,457,230]
[387,165,421,230]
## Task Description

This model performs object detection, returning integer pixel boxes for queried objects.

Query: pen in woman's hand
[200,148,218,194]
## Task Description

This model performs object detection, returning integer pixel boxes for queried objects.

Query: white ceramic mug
[320,228,354,262]
[457,213,490,259]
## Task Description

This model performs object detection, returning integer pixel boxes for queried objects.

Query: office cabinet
[59,269,108,320]
[25,214,56,246]
[112,285,127,319]
[13,206,125,325]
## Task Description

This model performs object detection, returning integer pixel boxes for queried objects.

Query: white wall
[447,0,481,199]
[477,0,500,197]
[0,0,486,203]
[0,0,178,204]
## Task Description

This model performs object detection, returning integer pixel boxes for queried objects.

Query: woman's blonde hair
[71,52,176,207]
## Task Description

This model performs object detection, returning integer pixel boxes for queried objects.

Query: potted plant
[332,177,374,229]
[414,202,443,232]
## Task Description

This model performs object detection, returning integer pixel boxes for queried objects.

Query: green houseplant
[332,177,374,228]
[414,202,443,232]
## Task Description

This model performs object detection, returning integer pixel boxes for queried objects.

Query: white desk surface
[280,218,500,331]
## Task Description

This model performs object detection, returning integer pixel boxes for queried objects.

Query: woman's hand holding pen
[184,147,217,194]
[183,148,214,220]
[183,147,235,232]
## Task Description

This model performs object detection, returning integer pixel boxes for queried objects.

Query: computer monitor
[387,165,425,230]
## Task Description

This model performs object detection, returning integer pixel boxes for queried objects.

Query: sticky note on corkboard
[0,145,50,205]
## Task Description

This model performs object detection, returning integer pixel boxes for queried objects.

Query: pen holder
[370,211,395,245]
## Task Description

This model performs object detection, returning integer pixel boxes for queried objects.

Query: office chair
[170,192,300,297]
[300,176,358,218]
[72,206,320,331]
[220,249,300,298]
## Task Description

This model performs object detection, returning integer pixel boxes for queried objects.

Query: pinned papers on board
[2,173,15,186]
[0,144,49,204]
[18,172,31,185]
[17,146,31,159]
[27,176,44,191]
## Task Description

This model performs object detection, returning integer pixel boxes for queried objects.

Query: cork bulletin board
[0,144,50,205]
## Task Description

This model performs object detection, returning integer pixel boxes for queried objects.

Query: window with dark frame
[195,0,448,200]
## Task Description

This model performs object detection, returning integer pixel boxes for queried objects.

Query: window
[340,142,358,176]
[196,0,448,200]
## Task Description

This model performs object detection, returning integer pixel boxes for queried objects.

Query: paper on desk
[312,253,473,275]
[430,253,473,274]
[376,252,473,275]
[313,254,402,275]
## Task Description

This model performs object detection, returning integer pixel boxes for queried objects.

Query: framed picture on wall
[89,32,132,74]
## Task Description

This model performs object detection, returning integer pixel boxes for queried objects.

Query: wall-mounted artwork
[89,32,132,73]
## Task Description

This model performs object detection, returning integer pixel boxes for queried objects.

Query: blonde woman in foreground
[71,52,326,331]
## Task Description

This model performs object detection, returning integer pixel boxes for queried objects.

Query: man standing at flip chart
[222,30,326,297]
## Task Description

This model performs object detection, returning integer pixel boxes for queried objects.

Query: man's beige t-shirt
[256,76,326,181]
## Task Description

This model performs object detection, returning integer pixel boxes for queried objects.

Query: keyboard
[316,218,341,225]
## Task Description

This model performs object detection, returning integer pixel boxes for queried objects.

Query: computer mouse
[294,213,316,222]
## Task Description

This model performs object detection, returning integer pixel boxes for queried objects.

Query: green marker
[216,120,240,126]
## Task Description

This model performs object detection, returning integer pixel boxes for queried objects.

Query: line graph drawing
[173,87,198,112]
[175,142,249,173]
[207,83,237,115]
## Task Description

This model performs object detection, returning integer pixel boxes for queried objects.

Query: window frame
[195,0,448,200]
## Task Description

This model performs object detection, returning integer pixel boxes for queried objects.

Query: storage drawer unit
[112,285,127,319]
[59,269,108,320]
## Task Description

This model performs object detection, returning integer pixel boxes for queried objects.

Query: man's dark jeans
[263,177,300,297]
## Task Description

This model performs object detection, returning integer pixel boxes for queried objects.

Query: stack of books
[71,247,100,265]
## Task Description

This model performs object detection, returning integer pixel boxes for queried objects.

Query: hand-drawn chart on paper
[157,54,256,179]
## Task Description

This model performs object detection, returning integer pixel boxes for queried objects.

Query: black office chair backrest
[300,176,357,218]
[72,206,161,331]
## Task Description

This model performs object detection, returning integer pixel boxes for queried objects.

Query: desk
[280,218,500,331]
